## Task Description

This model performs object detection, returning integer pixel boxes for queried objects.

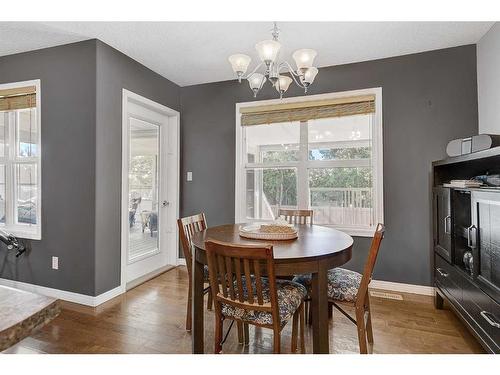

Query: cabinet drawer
[462,279,500,349]
[435,255,462,303]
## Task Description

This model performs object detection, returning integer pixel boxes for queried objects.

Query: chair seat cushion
[293,268,362,302]
[292,273,312,287]
[221,277,307,328]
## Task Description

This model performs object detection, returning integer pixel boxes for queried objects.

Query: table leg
[311,265,329,353]
[192,247,205,354]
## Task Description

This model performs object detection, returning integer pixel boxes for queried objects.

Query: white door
[122,91,179,287]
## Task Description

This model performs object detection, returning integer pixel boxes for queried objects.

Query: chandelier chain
[271,22,280,41]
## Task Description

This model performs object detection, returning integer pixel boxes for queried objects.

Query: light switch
[187,171,193,181]
[52,256,59,270]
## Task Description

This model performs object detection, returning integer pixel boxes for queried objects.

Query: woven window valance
[240,94,375,126]
[0,86,37,111]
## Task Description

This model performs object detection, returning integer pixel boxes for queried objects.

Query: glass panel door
[472,191,500,303]
[128,117,160,262]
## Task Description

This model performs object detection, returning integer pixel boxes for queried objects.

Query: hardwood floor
[4,267,484,354]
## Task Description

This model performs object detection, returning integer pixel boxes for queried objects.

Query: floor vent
[370,291,403,300]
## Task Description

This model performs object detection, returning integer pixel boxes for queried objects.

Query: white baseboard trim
[369,279,435,296]
[0,276,434,308]
[126,265,174,290]
[173,263,434,297]
[172,263,434,297]
[0,278,125,307]
[93,285,125,306]
[177,258,186,266]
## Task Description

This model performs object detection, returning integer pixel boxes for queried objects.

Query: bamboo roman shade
[240,94,375,126]
[0,86,37,111]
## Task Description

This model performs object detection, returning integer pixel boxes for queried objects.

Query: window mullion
[297,120,309,209]
[306,159,371,168]
[245,162,299,169]
[7,161,15,226]
[241,127,247,221]
[6,112,15,227]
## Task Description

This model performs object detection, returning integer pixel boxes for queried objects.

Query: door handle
[467,225,477,249]
[162,200,170,207]
[480,311,500,328]
[436,268,449,277]
[443,215,451,234]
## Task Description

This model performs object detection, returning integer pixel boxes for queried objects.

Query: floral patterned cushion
[221,277,307,328]
[293,268,362,302]
[292,273,313,287]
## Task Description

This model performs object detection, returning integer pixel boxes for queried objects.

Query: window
[0,80,41,239]
[236,89,383,236]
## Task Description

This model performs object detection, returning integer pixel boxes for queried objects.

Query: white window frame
[0,79,42,240]
[235,88,383,237]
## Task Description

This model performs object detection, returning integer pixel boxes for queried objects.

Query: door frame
[120,89,180,291]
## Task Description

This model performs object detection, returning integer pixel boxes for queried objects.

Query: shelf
[437,186,500,193]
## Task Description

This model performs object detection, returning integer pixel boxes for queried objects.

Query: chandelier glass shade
[275,75,292,96]
[228,54,252,77]
[293,49,317,71]
[255,39,282,65]
[248,73,266,96]
[301,66,318,87]
[228,22,318,99]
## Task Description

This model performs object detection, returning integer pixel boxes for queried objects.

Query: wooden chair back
[177,213,207,275]
[205,239,280,328]
[277,209,314,225]
[356,223,385,306]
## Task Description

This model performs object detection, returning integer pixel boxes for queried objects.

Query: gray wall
[0,41,97,295]
[0,39,180,296]
[0,39,480,293]
[478,23,500,134]
[180,45,479,286]
[94,40,180,294]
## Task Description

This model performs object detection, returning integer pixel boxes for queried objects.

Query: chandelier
[228,22,319,99]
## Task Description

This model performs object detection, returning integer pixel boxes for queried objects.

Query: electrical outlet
[187,171,193,181]
[52,256,59,270]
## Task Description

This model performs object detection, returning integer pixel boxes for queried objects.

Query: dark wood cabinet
[435,253,462,304]
[433,147,500,354]
[433,187,452,262]
[436,252,500,353]
[471,191,500,303]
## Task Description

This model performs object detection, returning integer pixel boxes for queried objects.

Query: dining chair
[294,223,385,354]
[278,208,314,320]
[205,239,307,354]
[177,213,212,331]
[277,209,314,225]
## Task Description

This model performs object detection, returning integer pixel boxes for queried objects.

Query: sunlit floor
[129,222,157,259]
[5,267,484,354]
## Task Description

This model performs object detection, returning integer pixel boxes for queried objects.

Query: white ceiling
[0,22,494,86]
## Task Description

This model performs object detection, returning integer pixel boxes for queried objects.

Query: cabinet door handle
[467,225,477,249]
[443,215,451,234]
[436,268,449,277]
[480,311,500,328]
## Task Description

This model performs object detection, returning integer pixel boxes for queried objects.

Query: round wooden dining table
[191,223,353,354]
